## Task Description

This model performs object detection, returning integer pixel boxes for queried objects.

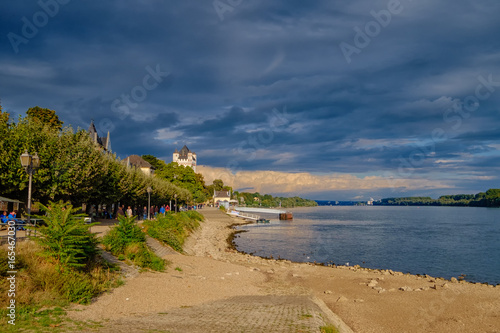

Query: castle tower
[173,145,197,172]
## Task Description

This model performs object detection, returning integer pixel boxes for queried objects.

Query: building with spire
[173,145,197,172]
[88,120,111,152]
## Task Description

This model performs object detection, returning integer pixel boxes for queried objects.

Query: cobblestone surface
[93,295,330,333]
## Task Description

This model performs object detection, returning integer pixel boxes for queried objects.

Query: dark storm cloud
[1,0,500,198]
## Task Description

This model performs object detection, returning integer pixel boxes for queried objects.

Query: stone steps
[145,235,179,257]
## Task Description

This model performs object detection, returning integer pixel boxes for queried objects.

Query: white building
[173,145,197,172]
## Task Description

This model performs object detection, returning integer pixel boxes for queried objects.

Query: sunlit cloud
[198,165,452,195]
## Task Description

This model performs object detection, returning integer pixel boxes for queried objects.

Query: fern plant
[32,201,98,271]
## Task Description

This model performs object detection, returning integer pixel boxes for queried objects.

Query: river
[233,206,500,285]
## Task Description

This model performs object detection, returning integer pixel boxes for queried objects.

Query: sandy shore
[69,208,500,332]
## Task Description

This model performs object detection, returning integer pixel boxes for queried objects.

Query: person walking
[117,205,125,218]
[160,205,166,215]
[126,206,133,217]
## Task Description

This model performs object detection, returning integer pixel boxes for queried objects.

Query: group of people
[1,210,16,224]
[0,210,27,230]
[114,204,171,220]
[143,204,171,220]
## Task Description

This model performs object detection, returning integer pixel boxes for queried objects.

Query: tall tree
[212,179,224,191]
[0,101,9,124]
[27,106,63,130]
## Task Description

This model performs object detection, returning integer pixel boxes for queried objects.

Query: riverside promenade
[69,208,500,333]
[69,208,350,333]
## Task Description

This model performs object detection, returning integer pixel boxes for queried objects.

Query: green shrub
[0,242,119,328]
[102,215,164,271]
[320,325,339,333]
[32,201,99,271]
[102,215,145,254]
[125,243,165,271]
[148,227,183,252]
[144,211,203,252]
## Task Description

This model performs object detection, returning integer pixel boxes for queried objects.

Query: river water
[233,206,500,284]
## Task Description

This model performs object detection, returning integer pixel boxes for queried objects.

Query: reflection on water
[234,206,500,284]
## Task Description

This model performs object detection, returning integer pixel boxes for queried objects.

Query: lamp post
[174,194,177,213]
[20,150,40,226]
[147,186,152,220]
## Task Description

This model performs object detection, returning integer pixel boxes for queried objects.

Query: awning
[0,196,24,204]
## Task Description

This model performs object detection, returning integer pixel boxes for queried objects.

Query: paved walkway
[94,295,333,333]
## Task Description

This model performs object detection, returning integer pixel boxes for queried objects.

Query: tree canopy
[234,191,317,208]
[376,190,500,207]
[26,106,63,130]
[0,112,190,214]
[0,102,8,124]
[142,155,208,203]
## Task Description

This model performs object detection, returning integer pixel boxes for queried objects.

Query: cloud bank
[1,0,499,199]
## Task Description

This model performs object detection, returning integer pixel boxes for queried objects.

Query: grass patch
[102,215,165,271]
[143,211,203,252]
[0,242,120,331]
[320,324,340,333]
[0,202,121,331]
[175,266,182,272]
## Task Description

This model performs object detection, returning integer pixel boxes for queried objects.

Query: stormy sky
[1,0,500,200]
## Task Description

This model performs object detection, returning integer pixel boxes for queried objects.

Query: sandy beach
[68,208,500,332]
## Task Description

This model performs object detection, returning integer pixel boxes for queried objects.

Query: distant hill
[234,191,317,208]
[375,189,500,207]
[315,200,365,206]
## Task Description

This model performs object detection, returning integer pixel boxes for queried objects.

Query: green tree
[142,154,166,171]
[152,161,207,204]
[0,115,190,211]
[0,102,8,124]
[212,179,224,191]
[27,106,63,130]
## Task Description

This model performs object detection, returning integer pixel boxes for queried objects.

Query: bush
[102,215,165,271]
[144,211,203,252]
[124,243,165,271]
[32,201,99,271]
[102,215,145,254]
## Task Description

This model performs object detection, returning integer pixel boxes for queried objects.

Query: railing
[228,211,261,221]
[238,212,261,220]
[0,218,44,245]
